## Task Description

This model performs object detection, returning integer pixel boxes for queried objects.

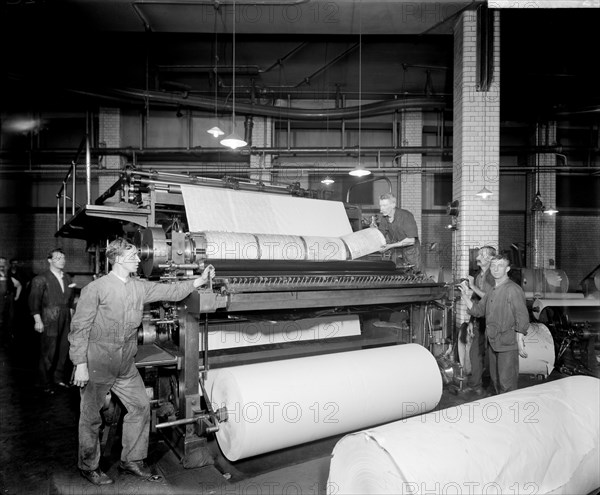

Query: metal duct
[94,88,446,121]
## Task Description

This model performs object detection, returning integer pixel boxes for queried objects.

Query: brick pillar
[453,10,501,323]
[399,111,423,240]
[249,116,272,183]
[526,122,557,269]
[98,107,123,202]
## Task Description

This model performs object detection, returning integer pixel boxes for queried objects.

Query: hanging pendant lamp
[349,166,371,177]
[207,11,224,139]
[220,0,247,150]
[348,20,369,178]
[221,131,246,149]
[207,126,225,138]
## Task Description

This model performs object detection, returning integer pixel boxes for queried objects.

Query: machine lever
[155,415,211,429]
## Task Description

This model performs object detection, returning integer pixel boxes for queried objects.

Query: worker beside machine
[459,254,529,394]
[375,193,423,273]
[69,238,215,486]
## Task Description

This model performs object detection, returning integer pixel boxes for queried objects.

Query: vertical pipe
[341,94,346,149]
[440,110,445,148]
[532,123,540,270]
[399,110,404,147]
[72,161,76,215]
[392,110,398,148]
[105,239,110,275]
[85,112,92,205]
[139,111,144,149]
[286,95,291,150]
[56,196,60,231]
[203,313,209,380]
[90,111,95,149]
[244,115,254,147]
[95,244,101,277]
[187,109,192,150]
[62,182,67,226]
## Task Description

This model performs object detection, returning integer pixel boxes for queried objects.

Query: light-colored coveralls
[69,273,196,470]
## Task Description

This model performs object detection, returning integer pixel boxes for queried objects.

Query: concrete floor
[0,340,597,495]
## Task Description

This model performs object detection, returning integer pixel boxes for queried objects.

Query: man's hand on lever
[194,264,216,288]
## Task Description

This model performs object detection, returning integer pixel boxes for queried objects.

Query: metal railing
[55,113,92,231]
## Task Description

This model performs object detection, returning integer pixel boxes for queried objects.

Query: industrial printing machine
[56,169,451,467]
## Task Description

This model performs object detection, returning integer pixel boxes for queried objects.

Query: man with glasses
[29,248,76,393]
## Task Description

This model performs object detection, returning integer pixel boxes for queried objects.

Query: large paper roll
[328,376,600,495]
[206,344,442,461]
[202,230,386,262]
[203,315,361,351]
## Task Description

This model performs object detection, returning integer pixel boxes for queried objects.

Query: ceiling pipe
[4,144,595,159]
[346,176,393,202]
[4,165,600,176]
[4,169,600,177]
[134,0,309,5]
[294,43,360,88]
[157,65,261,75]
[97,88,447,121]
[260,42,310,73]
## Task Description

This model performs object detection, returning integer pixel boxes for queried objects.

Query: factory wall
[1,108,599,294]
[557,215,600,291]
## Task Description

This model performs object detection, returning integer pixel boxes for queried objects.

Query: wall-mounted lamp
[531,191,558,215]
[531,191,544,212]
[446,200,460,216]
[321,176,335,185]
[476,186,493,199]
[445,200,459,230]
[445,217,458,231]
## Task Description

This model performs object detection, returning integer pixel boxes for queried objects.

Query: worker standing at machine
[376,193,423,273]
[68,238,215,486]
[464,245,497,396]
[459,254,529,395]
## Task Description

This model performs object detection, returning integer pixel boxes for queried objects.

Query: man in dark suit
[29,248,76,393]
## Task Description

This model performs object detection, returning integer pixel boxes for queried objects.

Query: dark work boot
[118,460,152,478]
[80,468,114,485]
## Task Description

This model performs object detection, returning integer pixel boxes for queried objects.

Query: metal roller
[135,227,170,278]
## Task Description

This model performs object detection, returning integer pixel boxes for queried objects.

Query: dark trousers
[78,366,150,471]
[0,295,12,347]
[37,310,71,386]
[391,244,422,273]
[488,344,519,394]
[468,319,486,388]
